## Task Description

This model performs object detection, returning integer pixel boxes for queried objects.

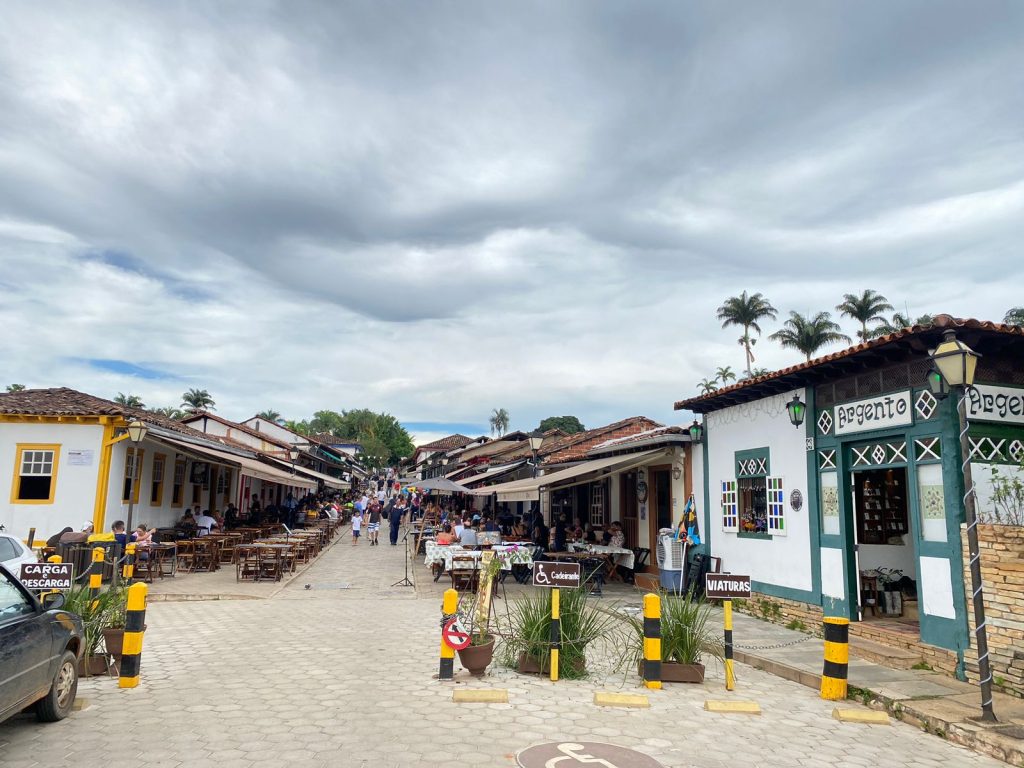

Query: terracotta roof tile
[181,411,293,451]
[675,315,1024,414]
[416,434,474,451]
[543,417,664,463]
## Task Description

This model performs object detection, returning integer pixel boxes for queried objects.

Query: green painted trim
[750,581,819,605]
[702,420,711,556]
[820,534,844,548]
[735,446,771,477]
[805,386,822,602]
[737,531,772,541]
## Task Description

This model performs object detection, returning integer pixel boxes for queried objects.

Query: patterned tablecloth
[569,544,635,570]
[424,542,536,572]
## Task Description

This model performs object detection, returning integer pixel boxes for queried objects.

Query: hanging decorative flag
[675,496,694,540]
[686,493,701,546]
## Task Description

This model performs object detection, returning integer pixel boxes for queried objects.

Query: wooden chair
[175,540,196,574]
[236,545,260,582]
[219,535,241,564]
[258,548,285,582]
[450,555,479,592]
[193,539,218,573]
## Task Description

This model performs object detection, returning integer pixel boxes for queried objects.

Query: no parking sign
[441,617,471,651]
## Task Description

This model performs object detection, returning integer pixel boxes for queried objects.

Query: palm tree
[836,290,894,342]
[770,311,852,362]
[715,366,737,385]
[489,408,510,437]
[867,312,933,339]
[697,378,719,395]
[114,393,145,408]
[716,291,778,377]
[1004,307,1024,326]
[181,388,216,413]
[257,409,282,422]
[150,406,185,420]
[5,384,26,392]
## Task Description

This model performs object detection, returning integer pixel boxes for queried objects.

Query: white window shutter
[721,480,738,532]
[767,476,786,535]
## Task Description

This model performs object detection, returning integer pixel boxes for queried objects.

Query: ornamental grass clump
[620,592,724,669]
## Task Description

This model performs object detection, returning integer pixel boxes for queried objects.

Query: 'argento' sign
[833,391,912,435]
[966,385,1024,425]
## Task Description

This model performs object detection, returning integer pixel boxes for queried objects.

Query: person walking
[351,507,363,545]
[367,501,382,546]
[388,496,406,546]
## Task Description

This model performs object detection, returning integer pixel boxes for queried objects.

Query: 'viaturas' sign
[966,385,1024,425]
[834,391,912,435]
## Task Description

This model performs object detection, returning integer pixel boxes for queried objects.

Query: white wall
[858,541,918,578]
[705,389,812,591]
[0,422,105,541]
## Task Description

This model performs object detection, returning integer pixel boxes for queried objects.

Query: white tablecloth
[424,542,535,572]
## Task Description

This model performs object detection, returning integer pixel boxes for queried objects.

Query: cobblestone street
[0,530,1008,768]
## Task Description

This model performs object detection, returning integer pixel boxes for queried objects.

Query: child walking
[351,508,363,545]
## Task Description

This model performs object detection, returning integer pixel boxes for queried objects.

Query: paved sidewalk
[0,529,1014,768]
[720,608,1024,766]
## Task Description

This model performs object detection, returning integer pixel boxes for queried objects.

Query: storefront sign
[20,562,74,590]
[966,385,1024,425]
[705,573,752,599]
[833,391,912,435]
[532,561,581,588]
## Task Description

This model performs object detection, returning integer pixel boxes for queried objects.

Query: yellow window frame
[171,457,186,508]
[122,447,144,504]
[10,443,61,505]
[150,452,167,507]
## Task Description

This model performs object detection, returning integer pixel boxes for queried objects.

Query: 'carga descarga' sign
[833,391,912,435]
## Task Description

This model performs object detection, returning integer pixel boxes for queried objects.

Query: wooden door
[621,471,638,550]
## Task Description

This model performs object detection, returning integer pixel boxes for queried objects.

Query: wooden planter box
[638,660,705,683]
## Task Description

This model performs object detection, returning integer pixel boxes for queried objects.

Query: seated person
[193,509,218,536]
[459,519,479,547]
[572,518,585,542]
[483,515,500,533]
[607,521,626,549]
[111,520,128,548]
[60,522,93,544]
[510,518,527,538]
[531,517,549,550]
[552,513,568,552]
[436,523,457,545]
[453,517,466,541]
[584,524,598,544]
[177,511,197,537]
[224,503,239,529]
[46,527,73,548]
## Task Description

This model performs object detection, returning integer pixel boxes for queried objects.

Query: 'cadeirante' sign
[834,391,912,435]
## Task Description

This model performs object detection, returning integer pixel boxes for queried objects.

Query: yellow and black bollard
[118,582,148,688]
[642,592,662,689]
[122,542,136,582]
[44,554,62,602]
[820,617,849,700]
[439,588,457,680]
[724,599,735,691]
[89,546,104,605]
[550,588,560,682]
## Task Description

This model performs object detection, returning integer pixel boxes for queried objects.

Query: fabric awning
[266,458,349,490]
[467,449,667,501]
[148,432,317,490]
[455,461,527,488]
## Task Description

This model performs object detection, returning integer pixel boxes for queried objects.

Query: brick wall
[961,523,1024,698]
[733,592,824,631]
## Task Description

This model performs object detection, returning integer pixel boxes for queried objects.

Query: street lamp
[688,419,704,443]
[929,330,995,722]
[528,430,544,479]
[124,419,148,582]
[288,446,300,474]
[785,394,806,429]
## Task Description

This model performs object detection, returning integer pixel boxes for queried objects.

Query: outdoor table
[425,542,535,575]
[570,543,635,570]
[150,542,177,576]
[548,550,612,592]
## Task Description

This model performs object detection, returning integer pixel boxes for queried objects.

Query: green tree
[114,392,145,408]
[489,407,510,437]
[867,312,934,339]
[697,378,719,395]
[151,406,185,420]
[715,366,737,385]
[256,409,282,422]
[1004,307,1024,326]
[716,291,778,378]
[5,384,26,392]
[181,388,215,413]
[836,289,894,342]
[283,420,311,435]
[537,416,586,435]
[305,408,413,464]
[770,311,851,361]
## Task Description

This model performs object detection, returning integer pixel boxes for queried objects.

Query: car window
[0,537,18,561]
[0,570,35,620]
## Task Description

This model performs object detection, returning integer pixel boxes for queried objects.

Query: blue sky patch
[75,358,176,381]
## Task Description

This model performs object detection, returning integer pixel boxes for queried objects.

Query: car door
[0,568,52,716]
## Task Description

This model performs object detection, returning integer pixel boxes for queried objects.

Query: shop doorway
[648,467,672,557]
[851,466,919,631]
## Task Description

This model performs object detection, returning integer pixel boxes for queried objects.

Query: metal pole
[958,385,997,722]
[124,441,139,584]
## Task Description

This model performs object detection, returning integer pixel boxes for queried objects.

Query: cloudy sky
[1,2,1022,445]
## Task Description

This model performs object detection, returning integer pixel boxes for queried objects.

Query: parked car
[0,564,84,724]
[0,533,38,576]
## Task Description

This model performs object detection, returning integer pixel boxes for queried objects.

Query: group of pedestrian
[350,474,410,547]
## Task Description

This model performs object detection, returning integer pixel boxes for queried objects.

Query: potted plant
[456,556,502,676]
[100,585,130,673]
[498,587,618,679]
[63,585,117,676]
[623,592,723,683]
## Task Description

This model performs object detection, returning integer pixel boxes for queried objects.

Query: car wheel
[35,650,78,722]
